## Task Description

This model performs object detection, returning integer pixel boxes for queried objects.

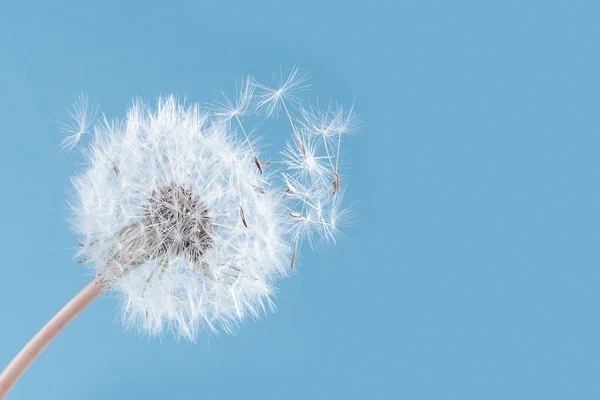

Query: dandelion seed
[213,76,255,119]
[282,130,329,183]
[58,92,98,152]
[299,102,358,175]
[255,66,310,117]
[300,101,358,138]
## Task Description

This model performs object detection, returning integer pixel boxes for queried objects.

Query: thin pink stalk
[0,277,103,399]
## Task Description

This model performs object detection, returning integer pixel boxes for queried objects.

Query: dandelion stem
[0,276,103,399]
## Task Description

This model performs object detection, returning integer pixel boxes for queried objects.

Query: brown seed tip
[284,187,294,198]
[254,156,263,175]
[239,206,248,228]
[290,212,303,219]
[298,141,306,156]
[332,172,340,197]
[113,165,121,176]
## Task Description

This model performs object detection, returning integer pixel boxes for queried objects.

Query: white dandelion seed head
[65,67,357,340]
[71,96,290,338]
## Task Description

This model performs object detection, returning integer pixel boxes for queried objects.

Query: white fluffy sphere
[71,96,290,338]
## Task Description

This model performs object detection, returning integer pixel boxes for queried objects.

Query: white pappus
[63,68,357,340]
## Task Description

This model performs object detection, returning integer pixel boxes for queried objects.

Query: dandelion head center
[143,183,213,263]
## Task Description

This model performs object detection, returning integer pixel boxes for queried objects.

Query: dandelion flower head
[64,68,357,339]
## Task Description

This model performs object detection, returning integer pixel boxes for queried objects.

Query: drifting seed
[332,172,340,197]
[113,165,121,176]
[239,206,248,228]
[290,212,303,219]
[254,156,263,175]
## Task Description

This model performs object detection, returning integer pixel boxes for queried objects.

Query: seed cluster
[143,184,213,263]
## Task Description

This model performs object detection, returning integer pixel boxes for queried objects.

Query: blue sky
[0,1,599,399]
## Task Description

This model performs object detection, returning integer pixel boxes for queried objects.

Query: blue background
[1,1,599,399]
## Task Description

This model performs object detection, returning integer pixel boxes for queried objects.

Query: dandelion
[0,68,357,397]
[71,96,291,338]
